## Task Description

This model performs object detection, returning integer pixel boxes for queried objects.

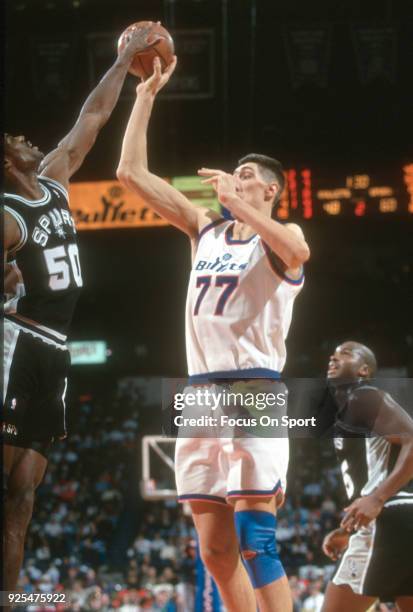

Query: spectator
[301,579,325,612]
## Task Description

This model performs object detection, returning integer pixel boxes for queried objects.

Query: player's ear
[265,181,279,203]
[4,157,12,172]
[358,363,370,378]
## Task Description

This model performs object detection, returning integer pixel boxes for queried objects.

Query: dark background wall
[5,0,413,377]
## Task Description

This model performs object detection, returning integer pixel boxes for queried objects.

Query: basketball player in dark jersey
[320,342,413,612]
[2,27,159,593]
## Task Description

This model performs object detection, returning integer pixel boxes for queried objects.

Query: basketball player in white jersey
[117,58,310,612]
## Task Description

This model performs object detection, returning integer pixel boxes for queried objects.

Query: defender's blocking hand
[120,23,162,60]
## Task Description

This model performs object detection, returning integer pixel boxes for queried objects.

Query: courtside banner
[70,178,218,230]
[69,181,169,230]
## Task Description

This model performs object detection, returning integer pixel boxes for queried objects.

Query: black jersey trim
[4,205,28,254]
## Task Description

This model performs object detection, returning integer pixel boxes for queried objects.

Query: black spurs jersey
[4,176,82,342]
[331,382,413,506]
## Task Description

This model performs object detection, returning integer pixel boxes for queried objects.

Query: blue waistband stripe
[188,368,281,384]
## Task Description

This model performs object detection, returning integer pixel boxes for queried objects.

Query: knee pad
[234,510,285,589]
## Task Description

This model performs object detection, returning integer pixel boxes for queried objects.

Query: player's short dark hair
[345,341,377,378]
[357,344,378,378]
[238,153,285,205]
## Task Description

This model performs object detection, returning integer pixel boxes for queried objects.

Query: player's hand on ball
[137,55,177,96]
[322,528,350,561]
[341,494,384,532]
[120,23,162,60]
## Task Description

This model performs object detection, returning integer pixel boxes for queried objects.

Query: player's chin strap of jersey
[234,510,285,588]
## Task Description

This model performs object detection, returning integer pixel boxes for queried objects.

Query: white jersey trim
[62,377,68,437]
[384,498,413,508]
[3,324,20,401]
[362,437,391,496]
[6,318,68,351]
[39,175,69,199]
[4,183,51,207]
[7,313,67,342]
[4,206,28,254]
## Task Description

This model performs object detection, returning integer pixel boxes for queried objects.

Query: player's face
[4,134,44,172]
[233,163,272,209]
[327,343,366,380]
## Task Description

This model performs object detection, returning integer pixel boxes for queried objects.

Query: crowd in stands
[17,388,396,611]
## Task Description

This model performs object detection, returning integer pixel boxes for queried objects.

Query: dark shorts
[333,500,413,600]
[3,320,70,456]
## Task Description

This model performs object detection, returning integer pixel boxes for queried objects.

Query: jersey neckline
[4,182,51,206]
[225,222,257,245]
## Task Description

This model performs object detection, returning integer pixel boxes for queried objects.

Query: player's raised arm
[117,57,219,238]
[39,26,159,189]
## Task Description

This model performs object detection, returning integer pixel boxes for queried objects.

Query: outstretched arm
[117,57,219,239]
[40,26,159,189]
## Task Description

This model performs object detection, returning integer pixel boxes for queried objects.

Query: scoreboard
[174,163,413,219]
[276,163,413,219]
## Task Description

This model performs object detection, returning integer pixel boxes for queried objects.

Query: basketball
[117,21,175,79]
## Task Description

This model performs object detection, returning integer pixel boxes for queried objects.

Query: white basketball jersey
[185,219,304,379]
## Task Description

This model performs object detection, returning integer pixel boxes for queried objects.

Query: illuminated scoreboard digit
[404,164,413,214]
[274,164,413,219]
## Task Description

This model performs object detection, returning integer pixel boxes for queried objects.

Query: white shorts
[332,523,376,595]
[173,380,289,504]
[175,436,289,504]
[332,502,413,599]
